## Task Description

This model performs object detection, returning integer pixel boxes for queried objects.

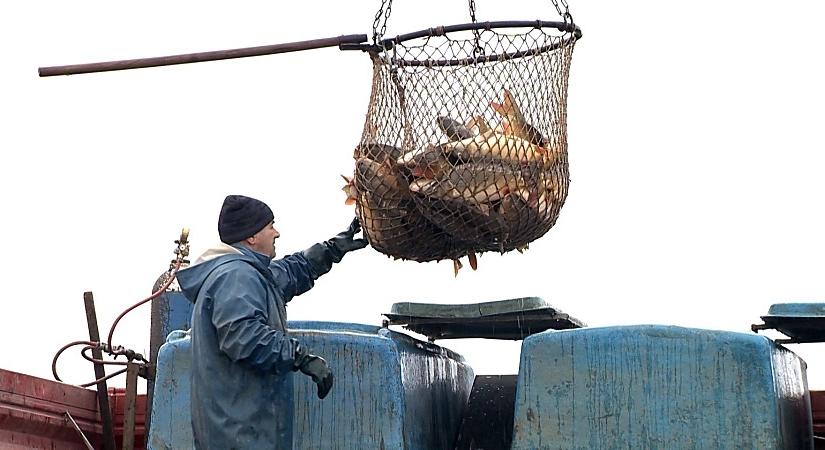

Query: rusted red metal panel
[0,368,102,448]
[0,368,146,449]
[109,387,146,449]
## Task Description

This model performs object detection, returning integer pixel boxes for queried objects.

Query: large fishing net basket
[349,1,581,264]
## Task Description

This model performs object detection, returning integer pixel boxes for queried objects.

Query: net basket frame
[350,18,582,265]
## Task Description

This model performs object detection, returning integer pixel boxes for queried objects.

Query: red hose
[106,261,183,350]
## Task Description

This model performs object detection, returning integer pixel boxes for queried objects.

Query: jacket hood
[176,243,271,303]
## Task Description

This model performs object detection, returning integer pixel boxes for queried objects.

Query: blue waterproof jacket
[177,243,321,449]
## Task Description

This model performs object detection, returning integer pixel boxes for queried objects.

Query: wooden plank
[121,363,139,450]
[84,292,117,450]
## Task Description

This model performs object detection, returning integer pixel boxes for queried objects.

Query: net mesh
[347,24,577,264]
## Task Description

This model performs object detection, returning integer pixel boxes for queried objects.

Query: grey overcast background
[2,0,824,390]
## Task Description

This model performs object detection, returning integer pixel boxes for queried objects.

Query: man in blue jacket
[177,194,368,449]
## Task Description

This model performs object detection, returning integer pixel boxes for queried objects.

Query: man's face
[248,221,280,259]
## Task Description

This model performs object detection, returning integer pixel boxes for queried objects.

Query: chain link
[372,0,395,44]
[468,0,484,57]
[549,0,573,24]
[373,0,571,45]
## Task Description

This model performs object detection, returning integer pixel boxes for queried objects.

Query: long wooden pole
[39,34,368,77]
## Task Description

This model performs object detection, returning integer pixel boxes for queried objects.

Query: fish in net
[343,20,579,274]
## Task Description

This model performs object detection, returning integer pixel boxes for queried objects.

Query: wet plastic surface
[511,325,813,450]
[148,322,474,450]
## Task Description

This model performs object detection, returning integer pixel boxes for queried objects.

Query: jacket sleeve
[207,263,299,374]
[269,251,319,302]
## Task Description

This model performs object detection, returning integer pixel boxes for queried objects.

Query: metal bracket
[751,323,770,333]
[339,43,382,52]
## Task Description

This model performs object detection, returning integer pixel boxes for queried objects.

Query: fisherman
[176,194,369,449]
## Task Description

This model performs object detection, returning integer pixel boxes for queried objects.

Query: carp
[497,169,568,250]
[409,163,533,214]
[397,144,453,180]
[443,130,551,167]
[354,143,405,167]
[354,157,459,262]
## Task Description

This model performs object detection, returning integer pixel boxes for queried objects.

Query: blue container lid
[384,297,585,340]
[766,303,825,317]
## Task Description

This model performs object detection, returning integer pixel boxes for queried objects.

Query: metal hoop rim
[379,20,582,50]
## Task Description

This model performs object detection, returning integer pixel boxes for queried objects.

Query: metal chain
[372,0,571,46]
[469,0,484,56]
[372,0,395,44]
[549,0,573,23]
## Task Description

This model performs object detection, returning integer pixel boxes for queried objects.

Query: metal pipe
[39,34,368,77]
[84,292,117,450]
[376,20,581,67]
[79,367,129,389]
[107,262,180,350]
[108,227,189,350]
[381,20,582,48]
[64,411,96,450]
[390,38,577,67]
[52,340,96,381]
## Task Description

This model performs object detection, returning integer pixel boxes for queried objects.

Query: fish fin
[493,91,518,119]
[341,174,358,204]
[501,120,512,135]
[453,259,462,277]
[468,252,478,271]
[502,89,517,109]
[466,115,490,134]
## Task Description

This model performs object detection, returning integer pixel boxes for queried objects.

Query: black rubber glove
[329,217,370,256]
[293,345,334,399]
[302,217,369,277]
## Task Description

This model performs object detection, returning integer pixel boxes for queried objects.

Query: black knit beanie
[218,195,275,244]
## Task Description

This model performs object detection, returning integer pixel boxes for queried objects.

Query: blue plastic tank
[511,325,813,449]
[148,322,474,449]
